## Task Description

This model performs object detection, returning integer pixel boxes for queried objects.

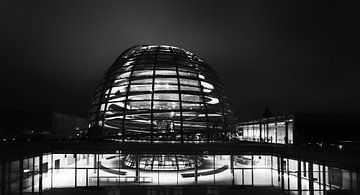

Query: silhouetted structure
[0,110,86,140]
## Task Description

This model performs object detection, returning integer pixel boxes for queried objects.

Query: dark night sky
[1,0,359,121]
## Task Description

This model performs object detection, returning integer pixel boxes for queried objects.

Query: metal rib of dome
[87,45,236,143]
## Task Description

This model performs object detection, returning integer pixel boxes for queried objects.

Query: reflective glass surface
[88,45,236,142]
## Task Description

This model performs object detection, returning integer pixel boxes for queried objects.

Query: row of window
[2,153,357,194]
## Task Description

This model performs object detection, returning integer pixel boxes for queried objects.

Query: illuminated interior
[124,154,203,171]
[88,45,236,143]
[3,152,357,194]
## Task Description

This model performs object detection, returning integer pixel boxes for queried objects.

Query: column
[309,162,314,195]
[39,155,43,194]
[280,157,284,191]
[195,155,198,185]
[135,154,139,183]
[230,155,234,187]
[285,122,289,144]
[297,160,302,194]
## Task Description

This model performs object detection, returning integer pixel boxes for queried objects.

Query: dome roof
[88,45,236,143]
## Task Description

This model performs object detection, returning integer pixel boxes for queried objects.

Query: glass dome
[88,45,236,143]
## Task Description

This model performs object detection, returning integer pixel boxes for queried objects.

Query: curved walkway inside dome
[98,161,127,175]
[181,165,228,178]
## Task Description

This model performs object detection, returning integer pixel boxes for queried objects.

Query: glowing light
[200,81,214,90]
[203,88,212,93]
[117,72,131,79]
[23,169,31,173]
[123,61,134,67]
[206,96,219,104]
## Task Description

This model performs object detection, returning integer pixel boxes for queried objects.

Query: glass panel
[180,85,201,92]
[110,86,127,94]
[342,170,351,190]
[234,155,252,169]
[98,154,121,186]
[244,169,252,185]
[52,154,75,188]
[154,78,178,84]
[301,162,309,190]
[76,169,87,187]
[42,154,51,191]
[114,78,129,86]
[128,94,152,100]
[154,84,178,91]
[179,78,199,86]
[128,101,151,109]
[34,157,39,192]
[22,158,33,193]
[289,159,298,190]
[154,93,179,101]
[178,71,198,78]
[155,70,177,76]
[277,122,286,144]
[197,155,214,185]
[181,94,202,102]
[182,102,203,110]
[253,155,272,186]
[122,155,140,185]
[129,84,152,92]
[133,70,153,77]
[215,155,232,185]
[254,169,271,186]
[234,169,243,185]
[131,78,153,84]
[10,160,20,193]
[117,71,131,79]
[268,123,276,143]
[177,155,196,185]
[288,122,294,144]
[153,101,180,110]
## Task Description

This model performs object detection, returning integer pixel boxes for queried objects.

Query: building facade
[1,46,359,195]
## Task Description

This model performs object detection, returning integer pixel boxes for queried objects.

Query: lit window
[117,71,131,79]
[179,78,199,86]
[181,94,202,102]
[114,79,129,86]
[128,94,152,100]
[133,70,153,77]
[180,85,201,92]
[130,84,152,92]
[154,84,178,91]
[178,71,197,78]
[154,93,179,101]
[128,101,151,109]
[153,101,180,110]
[155,78,178,84]
[155,70,177,76]
[110,86,127,94]
[131,78,153,84]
